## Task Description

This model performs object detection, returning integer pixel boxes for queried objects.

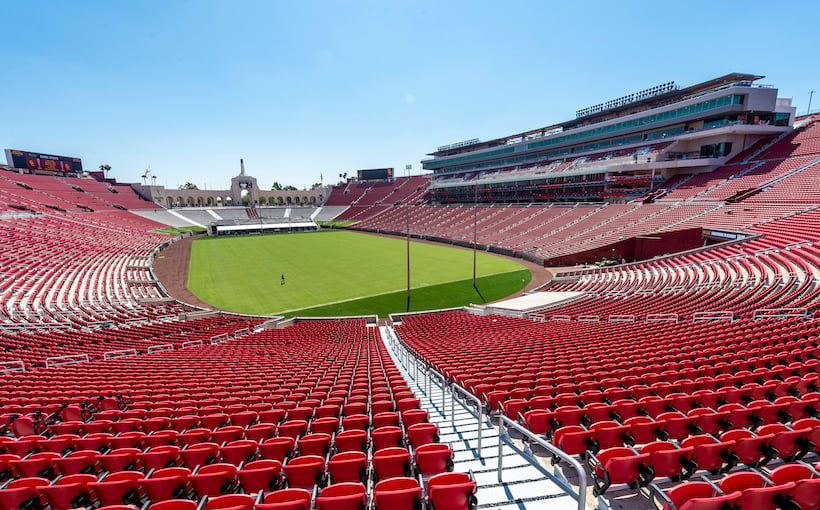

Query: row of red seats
[590,422,820,496]
[1,472,475,510]
[653,465,819,510]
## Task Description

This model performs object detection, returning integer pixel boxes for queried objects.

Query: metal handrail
[692,310,734,322]
[210,333,230,344]
[387,326,480,452]
[0,360,25,372]
[387,327,442,411]
[147,343,174,353]
[497,414,587,510]
[450,382,483,455]
[428,367,449,418]
[103,348,137,360]
[753,307,809,319]
[45,354,90,368]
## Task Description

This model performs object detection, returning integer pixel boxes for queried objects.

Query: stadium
[2,65,820,510]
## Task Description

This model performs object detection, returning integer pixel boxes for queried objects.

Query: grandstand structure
[424,73,795,204]
[1,72,820,510]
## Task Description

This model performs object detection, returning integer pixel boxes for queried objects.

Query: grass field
[187,230,530,317]
[152,226,207,235]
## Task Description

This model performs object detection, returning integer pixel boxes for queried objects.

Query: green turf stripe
[283,269,532,318]
[273,268,524,314]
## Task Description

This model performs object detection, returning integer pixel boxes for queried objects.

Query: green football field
[187,230,531,317]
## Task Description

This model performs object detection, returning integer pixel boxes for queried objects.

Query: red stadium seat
[427,472,477,510]
[282,455,325,490]
[149,500,198,510]
[297,433,332,457]
[328,451,367,484]
[138,467,192,503]
[372,426,404,451]
[315,482,367,510]
[206,493,256,510]
[260,437,296,463]
[407,422,439,448]
[89,470,145,507]
[373,476,422,510]
[237,458,282,493]
[334,429,367,453]
[660,481,740,510]
[188,462,238,497]
[257,487,312,510]
[39,473,97,510]
[372,447,411,480]
[414,443,454,476]
[0,477,50,510]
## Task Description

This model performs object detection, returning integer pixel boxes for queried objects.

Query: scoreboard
[357,168,394,181]
[4,149,83,174]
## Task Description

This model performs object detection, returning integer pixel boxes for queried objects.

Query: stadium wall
[541,227,705,266]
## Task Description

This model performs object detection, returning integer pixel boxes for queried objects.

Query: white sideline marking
[167,209,206,228]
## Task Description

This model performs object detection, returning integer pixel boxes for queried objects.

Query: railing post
[497,417,504,482]
[441,380,447,419]
[496,415,587,510]
[408,356,415,382]
[450,383,483,458]
[451,386,456,428]
[477,400,483,453]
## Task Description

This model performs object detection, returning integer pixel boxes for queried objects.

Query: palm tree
[99,164,112,179]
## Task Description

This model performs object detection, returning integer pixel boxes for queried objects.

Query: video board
[357,168,394,181]
[4,149,83,174]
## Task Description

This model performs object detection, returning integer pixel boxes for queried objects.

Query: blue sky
[2,1,818,191]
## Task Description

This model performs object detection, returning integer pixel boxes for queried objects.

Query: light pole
[406,203,411,312]
[809,90,816,115]
[473,183,478,289]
